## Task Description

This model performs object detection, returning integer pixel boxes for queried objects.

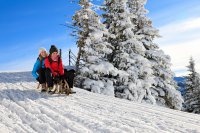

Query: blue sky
[1,0,200,76]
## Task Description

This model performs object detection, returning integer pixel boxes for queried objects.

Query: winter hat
[49,45,58,55]
[39,47,47,54]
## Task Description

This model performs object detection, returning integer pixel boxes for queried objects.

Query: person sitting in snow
[45,45,64,92]
[32,47,48,92]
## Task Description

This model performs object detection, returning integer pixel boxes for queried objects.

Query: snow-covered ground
[0,72,200,133]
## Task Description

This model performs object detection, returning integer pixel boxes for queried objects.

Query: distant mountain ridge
[174,77,186,95]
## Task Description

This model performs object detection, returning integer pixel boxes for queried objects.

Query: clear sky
[1,0,200,76]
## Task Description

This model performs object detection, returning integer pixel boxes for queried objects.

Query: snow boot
[41,83,47,92]
[69,88,76,94]
[47,87,54,94]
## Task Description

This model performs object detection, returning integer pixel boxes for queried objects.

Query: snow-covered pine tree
[127,0,183,110]
[103,0,155,104]
[72,0,117,96]
[184,57,200,113]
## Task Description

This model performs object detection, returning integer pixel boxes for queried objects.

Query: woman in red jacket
[45,45,64,91]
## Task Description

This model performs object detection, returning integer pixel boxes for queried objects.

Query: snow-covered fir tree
[184,57,200,113]
[103,0,156,104]
[72,0,118,96]
[72,0,183,110]
[127,0,183,109]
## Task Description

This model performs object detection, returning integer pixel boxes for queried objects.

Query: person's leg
[36,68,42,84]
[39,68,46,84]
[45,68,53,88]
[65,70,75,88]
[39,68,47,91]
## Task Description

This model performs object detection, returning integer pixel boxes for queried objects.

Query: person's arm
[32,59,40,80]
[59,58,64,76]
[44,57,51,68]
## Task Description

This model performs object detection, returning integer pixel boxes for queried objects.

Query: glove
[53,72,59,77]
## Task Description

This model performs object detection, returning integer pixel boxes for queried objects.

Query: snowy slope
[0,72,200,133]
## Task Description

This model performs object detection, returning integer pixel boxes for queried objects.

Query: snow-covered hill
[0,72,200,133]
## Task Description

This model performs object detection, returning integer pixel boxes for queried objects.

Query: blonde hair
[39,51,48,60]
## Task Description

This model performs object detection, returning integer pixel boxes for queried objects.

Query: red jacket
[45,56,64,77]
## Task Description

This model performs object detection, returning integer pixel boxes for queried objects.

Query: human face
[40,50,47,58]
[51,52,58,60]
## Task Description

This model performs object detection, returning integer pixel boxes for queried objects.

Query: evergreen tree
[184,57,200,113]
[72,0,117,96]
[103,0,155,104]
[127,0,183,109]
[72,0,183,110]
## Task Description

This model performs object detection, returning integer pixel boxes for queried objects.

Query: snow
[0,72,200,133]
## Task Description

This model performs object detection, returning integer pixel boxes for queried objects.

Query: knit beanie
[49,45,58,55]
[39,47,47,54]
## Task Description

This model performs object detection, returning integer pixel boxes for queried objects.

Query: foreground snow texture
[0,72,200,133]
